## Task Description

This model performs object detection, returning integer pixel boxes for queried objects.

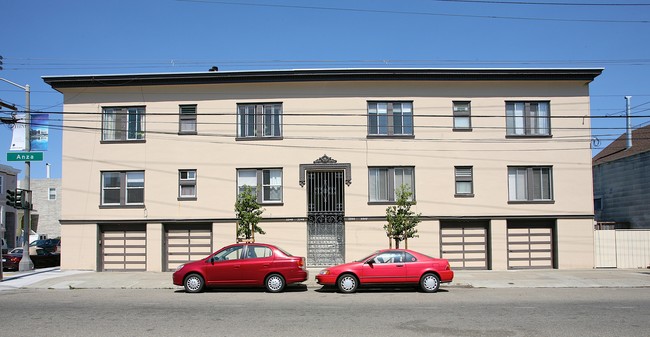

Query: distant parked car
[316,249,454,293]
[2,248,61,271]
[29,238,61,254]
[173,243,308,293]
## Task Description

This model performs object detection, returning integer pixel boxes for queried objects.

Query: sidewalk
[2,267,649,291]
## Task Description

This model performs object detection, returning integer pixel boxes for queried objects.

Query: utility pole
[0,77,33,271]
[625,96,632,149]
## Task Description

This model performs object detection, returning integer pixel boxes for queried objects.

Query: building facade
[44,68,602,272]
[20,177,62,239]
[1,164,21,250]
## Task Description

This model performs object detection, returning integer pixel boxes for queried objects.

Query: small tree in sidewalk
[235,185,265,242]
[384,184,420,249]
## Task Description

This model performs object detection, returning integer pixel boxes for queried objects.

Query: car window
[213,246,243,261]
[373,252,401,264]
[404,252,417,263]
[245,246,272,259]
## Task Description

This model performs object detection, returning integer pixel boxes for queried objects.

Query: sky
[1,0,649,180]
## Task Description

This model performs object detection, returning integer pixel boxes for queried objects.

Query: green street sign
[7,152,43,162]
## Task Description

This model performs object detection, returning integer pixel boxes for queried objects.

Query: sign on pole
[6,152,43,161]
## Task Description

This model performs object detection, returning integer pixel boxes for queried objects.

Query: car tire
[337,274,358,294]
[184,274,205,293]
[265,273,285,293]
[420,273,440,293]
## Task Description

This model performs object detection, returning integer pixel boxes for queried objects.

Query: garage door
[101,228,147,271]
[165,224,213,271]
[507,226,553,269]
[440,223,488,270]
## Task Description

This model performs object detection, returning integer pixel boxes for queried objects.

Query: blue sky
[1,0,649,179]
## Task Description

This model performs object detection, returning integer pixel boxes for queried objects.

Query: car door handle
[234,264,241,268]
[396,264,404,267]
[263,264,270,268]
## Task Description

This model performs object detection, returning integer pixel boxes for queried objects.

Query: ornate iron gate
[307,170,345,267]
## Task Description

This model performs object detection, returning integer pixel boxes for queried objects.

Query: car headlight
[319,269,330,275]
[175,264,185,272]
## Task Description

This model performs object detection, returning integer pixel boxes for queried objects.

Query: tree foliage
[235,185,266,241]
[384,184,420,249]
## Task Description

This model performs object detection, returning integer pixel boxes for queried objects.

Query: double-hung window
[101,171,145,206]
[508,166,553,202]
[453,101,471,131]
[179,105,197,134]
[368,102,413,137]
[368,167,415,203]
[237,103,282,139]
[48,188,57,200]
[455,166,473,197]
[102,107,145,141]
[237,168,283,204]
[506,101,550,136]
[179,170,197,199]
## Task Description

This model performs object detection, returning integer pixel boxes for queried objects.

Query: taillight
[297,258,306,270]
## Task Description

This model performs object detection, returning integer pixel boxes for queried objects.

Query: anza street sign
[7,152,43,162]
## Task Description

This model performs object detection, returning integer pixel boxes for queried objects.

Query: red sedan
[316,249,454,293]
[172,243,308,293]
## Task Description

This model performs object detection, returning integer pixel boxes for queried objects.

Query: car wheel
[265,273,285,293]
[184,274,205,293]
[420,273,440,293]
[337,274,358,294]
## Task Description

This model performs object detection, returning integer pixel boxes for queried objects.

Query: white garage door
[441,225,488,270]
[507,226,553,269]
[101,229,147,271]
[165,224,212,271]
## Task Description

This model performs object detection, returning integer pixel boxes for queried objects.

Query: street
[0,287,648,336]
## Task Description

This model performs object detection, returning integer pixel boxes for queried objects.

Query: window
[237,103,282,139]
[455,166,473,197]
[48,188,57,200]
[368,167,415,203]
[102,107,145,141]
[237,168,283,204]
[214,245,243,261]
[0,176,3,196]
[245,245,273,259]
[179,170,197,199]
[453,101,471,130]
[368,102,413,136]
[508,166,553,202]
[179,105,197,134]
[506,101,550,136]
[101,171,144,206]
[594,198,603,211]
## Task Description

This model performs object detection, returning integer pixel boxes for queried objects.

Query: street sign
[6,152,43,161]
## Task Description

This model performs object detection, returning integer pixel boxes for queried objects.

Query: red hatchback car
[316,249,454,293]
[172,243,308,293]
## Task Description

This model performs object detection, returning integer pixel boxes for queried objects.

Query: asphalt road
[0,287,648,337]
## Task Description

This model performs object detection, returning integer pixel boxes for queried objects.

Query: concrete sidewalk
[2,267,649,291]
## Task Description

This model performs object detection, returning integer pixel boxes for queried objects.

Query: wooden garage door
[165,224,213,271]
[507,226,553,269]
[101,229,147,271]
[441,225,488,270]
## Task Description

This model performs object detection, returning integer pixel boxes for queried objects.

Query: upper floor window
[453,101,471,131]
[237,103,282,139]
[508,166,553,202]
[368,102,413,137]
[368,166,415,203]
[101,171,144,206]
[237,168,283,204]
[179,105,197,134]
[102,107,145,141]
[179,170,197,199]
[506,101,550,136]
[455,166,473,197]
[48,187,57,200]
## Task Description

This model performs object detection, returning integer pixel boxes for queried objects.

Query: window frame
[368,166,415,204]
[367,101,414,138]
[507,166,554,203]
[454,166,474,197]
[101,106,146,143]
[453,101,472,131]
[236,168,283,205]
[236,103,283,140]
[48,187,57,201]
[179,104,197,135]
[178,169,197,200]
[100,171,145,208]
[505,101,551,137]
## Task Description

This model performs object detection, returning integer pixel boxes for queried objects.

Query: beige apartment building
[44,68,602,272]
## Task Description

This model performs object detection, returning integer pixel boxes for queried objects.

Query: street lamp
[0,77,33,271]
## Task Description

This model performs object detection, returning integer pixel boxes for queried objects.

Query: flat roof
[43,68,603,90]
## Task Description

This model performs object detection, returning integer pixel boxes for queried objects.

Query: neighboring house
[19,177,62,238]
[43,68,602,272]
[593,125,650,229]
[0,164,21,250]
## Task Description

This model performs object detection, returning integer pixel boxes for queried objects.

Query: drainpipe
[625,96,632,149]
[46,163,51,179]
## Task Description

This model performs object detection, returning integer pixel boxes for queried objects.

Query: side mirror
[366,259,374,265]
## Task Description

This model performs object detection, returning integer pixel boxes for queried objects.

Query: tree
[384,184,420,249]
[235,185,265,242]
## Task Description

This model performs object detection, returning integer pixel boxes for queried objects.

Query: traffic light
[6,189,17,207]
[5,189,27,209]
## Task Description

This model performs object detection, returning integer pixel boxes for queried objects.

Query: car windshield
[30,240,47,247]
[355,251,379,262]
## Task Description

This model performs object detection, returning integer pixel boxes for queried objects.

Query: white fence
[594,229,650,268]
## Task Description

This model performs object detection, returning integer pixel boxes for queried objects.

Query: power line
[432,0,650,6]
